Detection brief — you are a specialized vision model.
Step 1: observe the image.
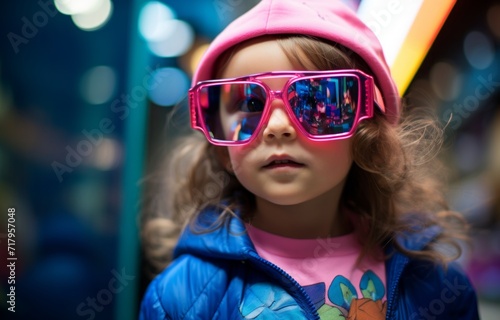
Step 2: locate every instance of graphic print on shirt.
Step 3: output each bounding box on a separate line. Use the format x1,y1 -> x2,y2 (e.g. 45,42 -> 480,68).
238,270 -> 385,319
308,270 -> 386,319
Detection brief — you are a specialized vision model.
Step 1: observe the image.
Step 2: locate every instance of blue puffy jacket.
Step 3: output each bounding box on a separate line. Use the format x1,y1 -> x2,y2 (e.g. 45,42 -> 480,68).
139,208 -> 479,319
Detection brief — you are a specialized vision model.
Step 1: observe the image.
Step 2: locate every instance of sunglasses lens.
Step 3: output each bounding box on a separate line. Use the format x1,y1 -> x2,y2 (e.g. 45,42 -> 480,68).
288,76 -> 358,136
199,83 -> 267,142
196,75 -> 361,143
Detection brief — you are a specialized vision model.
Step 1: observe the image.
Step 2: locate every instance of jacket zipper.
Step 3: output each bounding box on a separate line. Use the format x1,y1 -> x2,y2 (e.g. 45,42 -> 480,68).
246,250 -> 320,320
385,254 -> 409,319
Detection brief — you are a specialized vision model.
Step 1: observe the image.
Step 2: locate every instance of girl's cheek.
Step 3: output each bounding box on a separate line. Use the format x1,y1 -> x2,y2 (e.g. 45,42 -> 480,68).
228,141 -> 257,159
227,147 -> 246,172
228,145 -> 258,173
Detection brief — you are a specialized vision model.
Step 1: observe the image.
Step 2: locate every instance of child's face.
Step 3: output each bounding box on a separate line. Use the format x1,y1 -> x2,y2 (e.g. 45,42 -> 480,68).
221,39 -> 353,206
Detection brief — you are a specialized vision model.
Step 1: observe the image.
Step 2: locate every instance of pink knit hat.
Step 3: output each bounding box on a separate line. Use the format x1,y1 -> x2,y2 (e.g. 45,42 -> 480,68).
192,0 -> 401,124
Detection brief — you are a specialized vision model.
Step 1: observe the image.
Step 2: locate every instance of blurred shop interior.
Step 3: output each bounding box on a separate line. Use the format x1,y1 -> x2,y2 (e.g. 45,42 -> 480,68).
0,0 -> 499,319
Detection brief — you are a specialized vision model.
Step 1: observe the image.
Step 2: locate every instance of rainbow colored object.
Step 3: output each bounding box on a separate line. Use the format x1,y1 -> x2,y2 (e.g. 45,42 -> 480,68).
357,0 -> 456,95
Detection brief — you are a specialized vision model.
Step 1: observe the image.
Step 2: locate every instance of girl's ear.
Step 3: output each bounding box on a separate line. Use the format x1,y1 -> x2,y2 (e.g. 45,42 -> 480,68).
214,146 -> 234,173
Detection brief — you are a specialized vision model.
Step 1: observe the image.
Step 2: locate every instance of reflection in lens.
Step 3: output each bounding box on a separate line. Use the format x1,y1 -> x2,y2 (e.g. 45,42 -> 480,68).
201,83 -> 266,142
289,76 -> 358,136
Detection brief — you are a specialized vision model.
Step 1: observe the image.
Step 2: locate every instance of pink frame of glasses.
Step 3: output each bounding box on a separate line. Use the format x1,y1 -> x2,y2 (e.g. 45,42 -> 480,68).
189,69 -> 384,146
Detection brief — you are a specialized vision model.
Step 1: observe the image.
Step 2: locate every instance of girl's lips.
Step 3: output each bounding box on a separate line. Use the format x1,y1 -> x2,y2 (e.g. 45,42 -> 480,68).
262,156 -> 305,169
263,161 -> 305,169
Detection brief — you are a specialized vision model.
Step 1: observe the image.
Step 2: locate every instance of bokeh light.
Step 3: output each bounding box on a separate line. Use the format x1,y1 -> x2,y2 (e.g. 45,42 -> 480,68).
189,43 -> 210,75
90,138 -> 122,170
138,1 -> 194,57
147,67 -> 189,107
487,4 -> 500,38
71,0 -> 113,31
80,66 -> 117,105
429,62 -> 463,101
138,1 -> 176,41
147,20 -> 194,57
463,31 -> 495,70
55,0 -> 102,15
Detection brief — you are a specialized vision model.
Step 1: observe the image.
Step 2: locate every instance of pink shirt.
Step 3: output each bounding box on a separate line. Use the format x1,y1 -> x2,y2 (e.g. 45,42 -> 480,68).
247,224 -> 387,318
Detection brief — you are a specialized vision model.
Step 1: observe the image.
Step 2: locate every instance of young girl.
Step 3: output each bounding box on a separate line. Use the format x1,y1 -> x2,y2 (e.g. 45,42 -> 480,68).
140,0 -> 479,319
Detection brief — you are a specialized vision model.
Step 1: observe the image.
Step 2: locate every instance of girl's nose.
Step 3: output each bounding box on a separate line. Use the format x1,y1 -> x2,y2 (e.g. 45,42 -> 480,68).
262,101 -> 297,142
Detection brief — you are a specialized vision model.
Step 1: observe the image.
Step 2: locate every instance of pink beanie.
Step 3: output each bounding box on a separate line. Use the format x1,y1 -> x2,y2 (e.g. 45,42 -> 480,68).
192,0 -> 401,124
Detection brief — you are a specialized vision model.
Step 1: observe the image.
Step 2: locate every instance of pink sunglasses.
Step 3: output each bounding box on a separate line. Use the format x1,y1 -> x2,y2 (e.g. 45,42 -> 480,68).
189,69 -> 385,146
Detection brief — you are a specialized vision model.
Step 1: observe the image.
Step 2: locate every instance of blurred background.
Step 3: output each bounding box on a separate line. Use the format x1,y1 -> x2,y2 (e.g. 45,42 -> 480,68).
0,0 -> 499,319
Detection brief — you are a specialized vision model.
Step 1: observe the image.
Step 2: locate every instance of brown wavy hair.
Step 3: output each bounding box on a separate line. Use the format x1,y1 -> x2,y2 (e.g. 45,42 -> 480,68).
141,35 -> 469,276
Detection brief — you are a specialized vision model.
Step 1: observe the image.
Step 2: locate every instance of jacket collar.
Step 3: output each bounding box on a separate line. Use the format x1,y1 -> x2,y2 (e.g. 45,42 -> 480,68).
383,218 -> 443,318
173,206 -> 254,260
174,207 -> 443,263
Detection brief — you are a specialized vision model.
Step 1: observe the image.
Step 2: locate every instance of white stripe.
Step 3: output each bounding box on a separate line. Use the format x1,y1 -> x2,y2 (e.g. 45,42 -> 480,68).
357,0 -> 424,66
